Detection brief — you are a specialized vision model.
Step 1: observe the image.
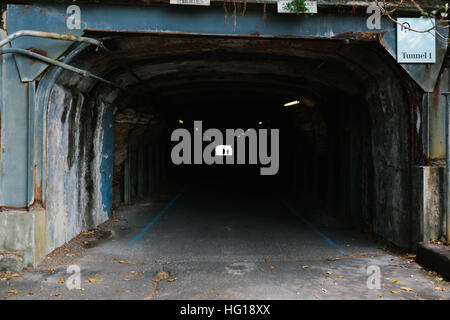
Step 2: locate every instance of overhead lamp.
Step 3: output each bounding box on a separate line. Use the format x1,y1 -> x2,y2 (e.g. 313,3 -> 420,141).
284,100 -> 301,107
178,120 -> 184,124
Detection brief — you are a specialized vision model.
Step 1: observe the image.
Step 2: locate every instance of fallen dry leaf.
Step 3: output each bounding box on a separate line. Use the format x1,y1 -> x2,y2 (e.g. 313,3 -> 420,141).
88,278 -> 102,283
301,265 -> 308,269
435,286 -> 445,291
157,271 -> 169,280
391,290 -> 399,294
8,290 -> 19,295
59,278 -> 65,284
327,257 -> 337,261
168,278 -> 177,282
119,260 -> 134,265
400,287 -> 413,292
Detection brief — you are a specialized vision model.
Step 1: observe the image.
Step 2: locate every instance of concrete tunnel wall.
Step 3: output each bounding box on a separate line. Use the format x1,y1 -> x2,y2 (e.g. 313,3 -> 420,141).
45,84 -> 114,253
25,35 -> 432,266
43,56 -> 168,254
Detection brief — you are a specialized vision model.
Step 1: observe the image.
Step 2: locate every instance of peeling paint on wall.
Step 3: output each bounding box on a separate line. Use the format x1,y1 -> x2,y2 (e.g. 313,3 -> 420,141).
46,84 -> 110,252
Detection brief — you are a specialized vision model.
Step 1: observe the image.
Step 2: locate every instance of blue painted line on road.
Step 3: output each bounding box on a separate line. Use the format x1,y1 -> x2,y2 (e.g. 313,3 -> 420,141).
128,193 -> 182,246
281,200 -> 346,256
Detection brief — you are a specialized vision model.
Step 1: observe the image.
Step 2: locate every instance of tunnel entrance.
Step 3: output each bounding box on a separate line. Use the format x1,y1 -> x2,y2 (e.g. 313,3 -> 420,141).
44,33 -> 420,255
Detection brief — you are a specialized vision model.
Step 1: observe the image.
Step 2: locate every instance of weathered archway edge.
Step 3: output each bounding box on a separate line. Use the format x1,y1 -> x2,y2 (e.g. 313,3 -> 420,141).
4,2 -> 448,92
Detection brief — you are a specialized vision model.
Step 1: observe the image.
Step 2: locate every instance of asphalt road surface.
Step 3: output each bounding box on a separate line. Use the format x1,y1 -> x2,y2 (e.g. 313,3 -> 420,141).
1,185 -> 449,300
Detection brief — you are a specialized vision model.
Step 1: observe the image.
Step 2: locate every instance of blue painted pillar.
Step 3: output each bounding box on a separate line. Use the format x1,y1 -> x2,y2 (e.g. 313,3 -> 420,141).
0,31 -> 32,207
100,105 -> 114,216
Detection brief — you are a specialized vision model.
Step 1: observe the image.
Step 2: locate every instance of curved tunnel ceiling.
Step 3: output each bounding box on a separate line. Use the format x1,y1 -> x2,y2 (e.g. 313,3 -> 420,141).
58,33 -> 408,116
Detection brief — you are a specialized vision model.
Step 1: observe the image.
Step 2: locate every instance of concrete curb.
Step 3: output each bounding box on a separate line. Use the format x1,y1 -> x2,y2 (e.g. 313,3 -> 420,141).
416,242 -> 450,281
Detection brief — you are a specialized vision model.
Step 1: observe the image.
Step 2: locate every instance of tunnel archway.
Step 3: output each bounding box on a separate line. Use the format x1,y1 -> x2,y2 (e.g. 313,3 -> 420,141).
41,33 -> 420,254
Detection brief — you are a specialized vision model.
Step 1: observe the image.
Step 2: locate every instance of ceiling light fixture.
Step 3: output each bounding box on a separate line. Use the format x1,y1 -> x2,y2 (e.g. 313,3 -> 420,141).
284,100 -> 301,107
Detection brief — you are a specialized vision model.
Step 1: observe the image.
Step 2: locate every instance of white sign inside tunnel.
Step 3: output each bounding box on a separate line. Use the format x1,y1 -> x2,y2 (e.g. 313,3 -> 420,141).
397,17 -> 436,64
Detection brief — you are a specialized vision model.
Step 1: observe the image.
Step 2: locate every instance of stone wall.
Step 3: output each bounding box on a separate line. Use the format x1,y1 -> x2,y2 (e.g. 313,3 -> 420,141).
45,84 -> 112,254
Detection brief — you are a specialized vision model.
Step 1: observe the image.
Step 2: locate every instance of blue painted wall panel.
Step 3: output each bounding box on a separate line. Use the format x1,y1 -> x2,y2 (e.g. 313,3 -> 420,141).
100,105 -> 114,217
0,36 -> 29,207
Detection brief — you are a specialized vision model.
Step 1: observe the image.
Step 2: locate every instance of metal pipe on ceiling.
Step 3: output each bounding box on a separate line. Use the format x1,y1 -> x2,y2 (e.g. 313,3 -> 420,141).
0,30 -> 104,49
0,47 -> 125,90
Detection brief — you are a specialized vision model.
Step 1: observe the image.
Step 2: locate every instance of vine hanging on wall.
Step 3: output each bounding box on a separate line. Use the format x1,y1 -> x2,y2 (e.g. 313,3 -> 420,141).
283,0 -> 309,14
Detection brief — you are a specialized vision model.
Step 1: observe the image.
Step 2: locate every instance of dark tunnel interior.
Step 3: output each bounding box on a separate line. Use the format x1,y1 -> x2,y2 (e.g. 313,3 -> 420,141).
96,34 -> 380,224
48,33 -> 416,250
109,49 -> 373,221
